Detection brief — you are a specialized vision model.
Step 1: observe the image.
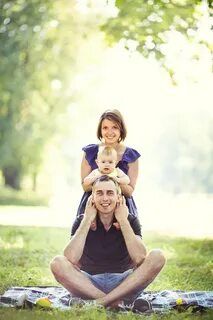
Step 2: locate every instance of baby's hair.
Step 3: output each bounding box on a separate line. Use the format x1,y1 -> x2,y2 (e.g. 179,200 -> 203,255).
97,146 -> 117,159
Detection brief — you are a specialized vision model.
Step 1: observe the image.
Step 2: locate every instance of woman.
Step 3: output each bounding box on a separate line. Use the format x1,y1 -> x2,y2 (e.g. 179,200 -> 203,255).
77,109 -> 141,217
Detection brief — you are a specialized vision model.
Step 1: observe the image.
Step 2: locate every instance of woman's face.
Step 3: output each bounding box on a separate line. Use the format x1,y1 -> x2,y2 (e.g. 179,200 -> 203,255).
101,118 -> 121,145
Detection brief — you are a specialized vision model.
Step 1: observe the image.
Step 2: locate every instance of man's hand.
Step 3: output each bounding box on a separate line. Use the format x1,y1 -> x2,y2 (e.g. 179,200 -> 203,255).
84,195 -> 97,224
114,195 -> 129,224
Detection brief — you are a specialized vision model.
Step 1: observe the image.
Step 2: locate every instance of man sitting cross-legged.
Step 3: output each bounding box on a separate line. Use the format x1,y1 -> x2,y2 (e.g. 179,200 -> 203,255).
50,175 -> 166,309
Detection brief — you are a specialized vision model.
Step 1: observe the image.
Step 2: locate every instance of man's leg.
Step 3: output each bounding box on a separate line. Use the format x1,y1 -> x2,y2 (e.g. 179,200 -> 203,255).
50,255 -> 105,299
96,249 -> 166,307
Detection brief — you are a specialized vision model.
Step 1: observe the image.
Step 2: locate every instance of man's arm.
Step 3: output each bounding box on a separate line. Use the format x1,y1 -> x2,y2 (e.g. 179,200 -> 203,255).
64,196 -> 97,264
115,196 -> 147,266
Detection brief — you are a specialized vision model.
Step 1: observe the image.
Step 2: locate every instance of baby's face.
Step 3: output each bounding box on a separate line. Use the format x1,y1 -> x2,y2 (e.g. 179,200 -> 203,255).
96,154 -> 117,174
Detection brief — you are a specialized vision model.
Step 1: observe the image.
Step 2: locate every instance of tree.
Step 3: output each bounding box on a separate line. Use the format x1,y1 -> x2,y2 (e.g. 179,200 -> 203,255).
0,0 -> 94,189
102,0 -> 212,79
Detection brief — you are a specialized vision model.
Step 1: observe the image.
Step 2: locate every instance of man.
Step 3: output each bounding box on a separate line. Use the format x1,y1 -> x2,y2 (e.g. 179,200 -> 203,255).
50,175 -> 165,309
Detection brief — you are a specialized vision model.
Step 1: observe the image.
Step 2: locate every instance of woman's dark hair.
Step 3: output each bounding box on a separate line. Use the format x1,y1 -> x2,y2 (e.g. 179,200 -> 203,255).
97,109 -> 127,142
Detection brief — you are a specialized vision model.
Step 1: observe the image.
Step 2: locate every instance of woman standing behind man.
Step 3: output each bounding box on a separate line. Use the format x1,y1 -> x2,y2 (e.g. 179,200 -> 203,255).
76,109 -> 141,218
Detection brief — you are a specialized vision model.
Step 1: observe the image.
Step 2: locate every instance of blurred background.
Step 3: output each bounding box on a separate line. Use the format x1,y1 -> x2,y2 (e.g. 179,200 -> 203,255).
0,0 -> 212,238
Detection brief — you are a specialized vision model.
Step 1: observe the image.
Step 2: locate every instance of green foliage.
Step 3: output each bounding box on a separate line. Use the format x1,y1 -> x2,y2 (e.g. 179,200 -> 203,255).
0,1 -> 56,178
0,1 -> 91,189
102,0 -> 212,60
0,186 -> 48,206
0,226 -> 212,319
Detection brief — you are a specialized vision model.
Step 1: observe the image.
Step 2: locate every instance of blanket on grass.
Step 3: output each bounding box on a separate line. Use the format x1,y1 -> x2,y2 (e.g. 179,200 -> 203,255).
0,286 -> 212,314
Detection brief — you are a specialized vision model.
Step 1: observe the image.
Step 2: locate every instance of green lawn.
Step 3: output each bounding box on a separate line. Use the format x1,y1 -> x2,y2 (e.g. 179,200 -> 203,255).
0,225 -> 212,319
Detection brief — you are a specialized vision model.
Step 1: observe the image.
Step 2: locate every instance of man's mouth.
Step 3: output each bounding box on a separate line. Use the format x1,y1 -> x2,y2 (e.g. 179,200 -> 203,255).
101,203 -> 110,207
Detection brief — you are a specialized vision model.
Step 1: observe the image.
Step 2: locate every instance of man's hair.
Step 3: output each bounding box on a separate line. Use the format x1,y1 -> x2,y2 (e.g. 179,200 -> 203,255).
92,175 -> 121,194
97,146 -> 117,159
97,109 -> 127,143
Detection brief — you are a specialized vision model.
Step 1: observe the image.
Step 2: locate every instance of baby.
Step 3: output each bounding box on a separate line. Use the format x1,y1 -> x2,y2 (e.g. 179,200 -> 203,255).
83,145 -> 130,187
83,146 -> 130,230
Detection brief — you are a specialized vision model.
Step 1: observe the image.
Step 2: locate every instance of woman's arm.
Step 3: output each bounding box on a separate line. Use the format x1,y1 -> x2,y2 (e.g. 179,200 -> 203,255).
81,153 -> 93,192
119,160 -> 139,197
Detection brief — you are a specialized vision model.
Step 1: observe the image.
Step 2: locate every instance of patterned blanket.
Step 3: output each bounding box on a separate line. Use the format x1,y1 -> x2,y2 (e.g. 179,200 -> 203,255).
0,286 -> 213,313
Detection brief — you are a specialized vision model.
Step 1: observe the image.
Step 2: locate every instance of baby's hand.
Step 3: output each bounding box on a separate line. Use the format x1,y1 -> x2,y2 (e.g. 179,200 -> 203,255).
94,170 -> 102,178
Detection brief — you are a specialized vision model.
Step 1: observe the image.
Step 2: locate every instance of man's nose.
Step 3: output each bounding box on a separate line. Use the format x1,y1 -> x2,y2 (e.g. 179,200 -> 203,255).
102,193 -> 108,201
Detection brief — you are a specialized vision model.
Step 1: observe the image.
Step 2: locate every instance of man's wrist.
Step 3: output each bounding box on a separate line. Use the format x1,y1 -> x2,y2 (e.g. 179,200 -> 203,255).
82,214 -> 95,226
116,216 -> 128,226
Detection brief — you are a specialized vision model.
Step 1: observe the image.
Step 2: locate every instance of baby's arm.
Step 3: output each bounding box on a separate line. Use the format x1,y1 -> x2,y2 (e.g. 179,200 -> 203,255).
115,168 -> 130,185
83,169 -> 102,187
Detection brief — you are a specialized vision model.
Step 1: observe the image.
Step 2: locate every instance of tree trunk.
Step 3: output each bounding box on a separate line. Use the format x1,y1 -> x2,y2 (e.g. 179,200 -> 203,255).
2,166 -> 21,190
32,171 -> 37,191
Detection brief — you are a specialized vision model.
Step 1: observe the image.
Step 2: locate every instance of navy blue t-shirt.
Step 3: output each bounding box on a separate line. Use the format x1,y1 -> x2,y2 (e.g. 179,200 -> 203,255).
71,214 -> 142,275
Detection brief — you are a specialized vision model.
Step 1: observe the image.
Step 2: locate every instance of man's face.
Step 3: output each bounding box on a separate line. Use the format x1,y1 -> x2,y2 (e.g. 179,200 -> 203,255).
92,180 -> 118,214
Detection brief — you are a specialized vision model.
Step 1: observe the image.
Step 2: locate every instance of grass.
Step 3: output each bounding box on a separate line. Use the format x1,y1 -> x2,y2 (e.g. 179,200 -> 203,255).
0,225 -> 212,319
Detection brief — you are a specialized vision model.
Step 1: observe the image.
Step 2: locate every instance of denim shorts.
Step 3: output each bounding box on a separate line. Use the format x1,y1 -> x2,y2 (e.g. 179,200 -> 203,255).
82,269 -> 142,302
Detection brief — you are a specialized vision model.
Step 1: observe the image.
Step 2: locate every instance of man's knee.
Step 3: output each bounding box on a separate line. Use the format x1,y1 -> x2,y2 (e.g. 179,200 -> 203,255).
148,249 -> 166,270
50,255 -> 67,275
